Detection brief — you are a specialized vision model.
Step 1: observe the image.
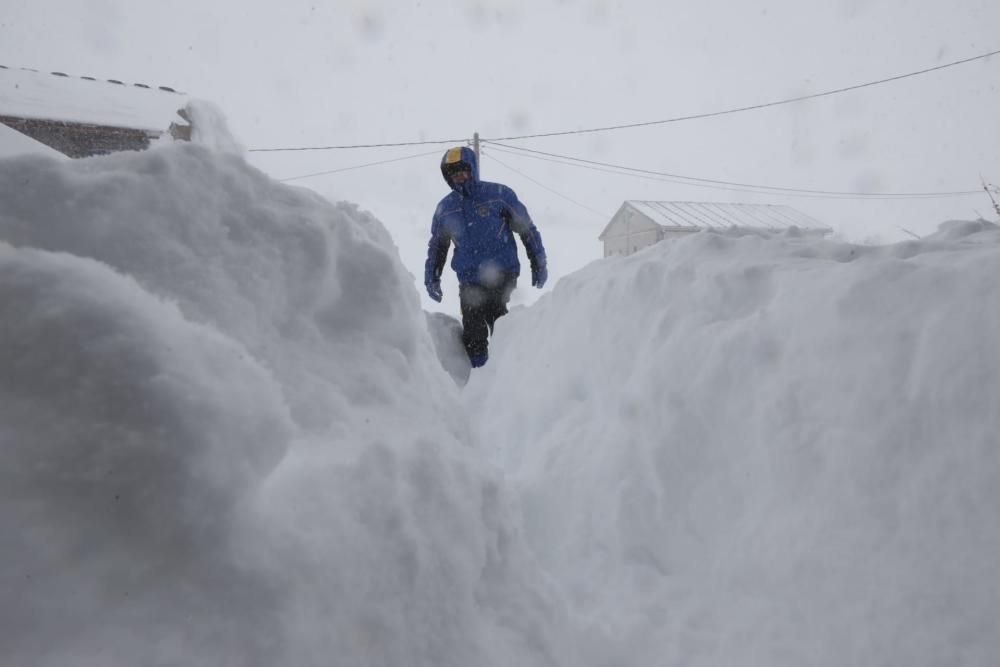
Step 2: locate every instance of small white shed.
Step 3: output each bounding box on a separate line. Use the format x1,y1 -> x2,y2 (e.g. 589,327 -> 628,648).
599,200 -> 831,257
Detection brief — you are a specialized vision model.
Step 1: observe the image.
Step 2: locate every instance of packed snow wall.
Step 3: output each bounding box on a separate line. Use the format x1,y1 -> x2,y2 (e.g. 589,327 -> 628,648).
466,223 -> 1000,667
0,141 -> 577,667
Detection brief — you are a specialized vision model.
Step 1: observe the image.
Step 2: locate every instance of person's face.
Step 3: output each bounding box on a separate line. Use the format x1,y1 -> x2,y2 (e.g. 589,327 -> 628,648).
450,169 -> 471,185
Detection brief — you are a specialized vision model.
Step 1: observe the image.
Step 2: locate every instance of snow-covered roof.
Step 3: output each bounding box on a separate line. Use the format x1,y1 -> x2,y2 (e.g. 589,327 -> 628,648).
625,200 -> 830,233
0,65 -> 188,131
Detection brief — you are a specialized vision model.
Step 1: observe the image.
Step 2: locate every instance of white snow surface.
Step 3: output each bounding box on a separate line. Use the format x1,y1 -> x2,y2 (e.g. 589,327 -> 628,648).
0,141 -> 572,666
466,223 -> 1000,666
2,115 -> 999,666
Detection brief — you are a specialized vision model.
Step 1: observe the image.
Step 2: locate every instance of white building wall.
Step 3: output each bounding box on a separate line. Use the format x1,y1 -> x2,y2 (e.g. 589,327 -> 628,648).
603,235 -> 628,257
603,229 -> 659,257
603,229 -> 696,257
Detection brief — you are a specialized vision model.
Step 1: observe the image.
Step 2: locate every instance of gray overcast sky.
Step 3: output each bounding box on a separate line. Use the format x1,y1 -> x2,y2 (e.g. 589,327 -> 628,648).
2,0 -> 998,307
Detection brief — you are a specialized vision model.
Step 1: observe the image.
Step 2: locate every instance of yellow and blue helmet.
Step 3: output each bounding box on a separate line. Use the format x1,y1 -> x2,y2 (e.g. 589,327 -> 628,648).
440,145 -> 479,187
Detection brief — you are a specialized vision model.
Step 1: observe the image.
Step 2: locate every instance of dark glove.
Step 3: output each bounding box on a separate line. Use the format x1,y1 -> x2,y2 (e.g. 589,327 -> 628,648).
531,264 -> 547,289
426,280 -> 443,302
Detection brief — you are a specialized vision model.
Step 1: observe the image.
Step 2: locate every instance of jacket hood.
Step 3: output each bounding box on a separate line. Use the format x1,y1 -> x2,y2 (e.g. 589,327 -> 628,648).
440,145 -> 480,191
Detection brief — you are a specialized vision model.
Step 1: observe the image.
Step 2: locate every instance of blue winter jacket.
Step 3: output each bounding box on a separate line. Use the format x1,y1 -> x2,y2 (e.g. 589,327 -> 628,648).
425,146 -> 546,286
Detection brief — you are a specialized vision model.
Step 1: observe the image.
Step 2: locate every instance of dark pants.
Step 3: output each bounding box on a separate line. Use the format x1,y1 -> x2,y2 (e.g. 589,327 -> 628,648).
459,273 -> 517,359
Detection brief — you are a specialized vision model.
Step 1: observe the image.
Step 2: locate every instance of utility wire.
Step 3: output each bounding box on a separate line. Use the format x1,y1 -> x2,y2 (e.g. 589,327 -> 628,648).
485,141 -> 983,199
483,152 -> 609,219
277,148 -> 441,182
247,47 -> 1000,153
487,144 -> 865,200
482,48 -> 1000,142
489,143 -> 981,201
251,137 -> 466,154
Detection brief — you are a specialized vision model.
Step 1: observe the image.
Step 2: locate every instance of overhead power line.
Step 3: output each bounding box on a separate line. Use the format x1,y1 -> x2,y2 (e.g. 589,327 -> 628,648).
486,144 -> 876,200
485,141 -> 983,200
482,48 -> 1000,142
251,137 -> 465,154
247,47 -> 1000,153
277,148 -> 441,182
483,152 -> 608,219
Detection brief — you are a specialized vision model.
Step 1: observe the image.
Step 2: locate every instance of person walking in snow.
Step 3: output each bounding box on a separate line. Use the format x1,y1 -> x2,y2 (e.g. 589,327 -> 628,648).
425,146 -> 547,368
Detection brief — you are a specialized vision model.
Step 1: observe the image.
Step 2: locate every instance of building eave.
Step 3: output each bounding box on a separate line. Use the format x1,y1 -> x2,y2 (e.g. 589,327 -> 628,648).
597,202 -> 635,241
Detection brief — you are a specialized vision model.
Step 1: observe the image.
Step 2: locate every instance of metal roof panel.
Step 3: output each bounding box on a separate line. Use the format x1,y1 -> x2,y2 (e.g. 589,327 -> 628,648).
626,200 -> 830,232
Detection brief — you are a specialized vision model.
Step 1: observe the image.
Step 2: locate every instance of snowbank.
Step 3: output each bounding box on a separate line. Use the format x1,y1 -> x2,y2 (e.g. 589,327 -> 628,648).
467,222 -> 1000,666
0,143 -> 572,666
